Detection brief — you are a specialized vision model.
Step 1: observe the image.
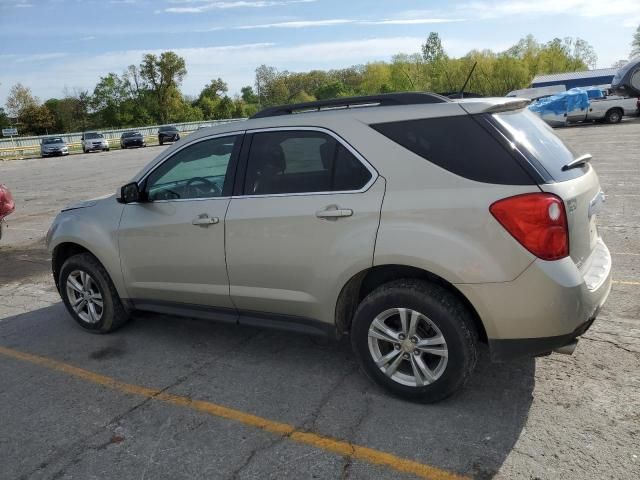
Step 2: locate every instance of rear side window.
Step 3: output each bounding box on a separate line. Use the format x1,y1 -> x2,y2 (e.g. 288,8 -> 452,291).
244,130 -> 372,195
371,115 -> 534,185
492,109 -> 585,181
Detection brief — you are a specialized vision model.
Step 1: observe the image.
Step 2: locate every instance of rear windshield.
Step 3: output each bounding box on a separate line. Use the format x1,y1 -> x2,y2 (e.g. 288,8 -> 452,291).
85,132 -> 103,139
492,109 -> 586,181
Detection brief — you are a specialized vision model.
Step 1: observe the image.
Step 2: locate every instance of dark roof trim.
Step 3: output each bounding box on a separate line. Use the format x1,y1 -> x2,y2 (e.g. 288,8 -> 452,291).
250,92 -> 451,119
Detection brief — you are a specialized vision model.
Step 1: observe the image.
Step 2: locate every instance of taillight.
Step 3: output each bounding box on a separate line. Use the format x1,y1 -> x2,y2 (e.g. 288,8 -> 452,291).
489,193 -> 569,261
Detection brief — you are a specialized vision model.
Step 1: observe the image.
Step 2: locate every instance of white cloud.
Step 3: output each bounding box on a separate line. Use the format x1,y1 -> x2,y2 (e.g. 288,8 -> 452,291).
460,0 -> 640,19
236,19 -> 354,29
163,0 -> 316,14
81,36 -> 96,41
362,18 -> 465,25
14,52 -> 69,63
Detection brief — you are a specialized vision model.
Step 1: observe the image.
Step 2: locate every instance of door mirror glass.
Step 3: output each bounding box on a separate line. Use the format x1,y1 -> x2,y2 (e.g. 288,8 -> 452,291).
119,182 -> 142,204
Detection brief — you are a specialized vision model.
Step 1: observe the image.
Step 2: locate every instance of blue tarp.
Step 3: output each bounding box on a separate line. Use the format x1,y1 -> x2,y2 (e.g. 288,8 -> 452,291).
528,88 -> 593,116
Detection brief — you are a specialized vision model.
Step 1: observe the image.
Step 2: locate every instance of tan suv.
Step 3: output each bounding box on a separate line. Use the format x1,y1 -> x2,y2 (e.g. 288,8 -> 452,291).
47,93 -> 611,402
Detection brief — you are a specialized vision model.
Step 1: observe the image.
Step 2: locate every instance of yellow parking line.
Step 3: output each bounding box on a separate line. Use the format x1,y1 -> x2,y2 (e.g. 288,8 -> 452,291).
611,252 -> 640,256
0,345 -> 467,480
612,280 -> 640,286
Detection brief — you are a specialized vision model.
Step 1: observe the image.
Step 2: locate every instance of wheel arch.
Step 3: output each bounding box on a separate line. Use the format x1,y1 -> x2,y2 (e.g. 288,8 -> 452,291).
605,107 -> 623,122
52,242 -> 116,296
334,264 -> 488,343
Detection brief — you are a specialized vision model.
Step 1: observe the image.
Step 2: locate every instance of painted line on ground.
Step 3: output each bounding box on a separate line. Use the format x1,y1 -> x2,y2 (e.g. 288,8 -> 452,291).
0,345 -> 467,480
611,252 -> 640,256
612,280 -> 640,286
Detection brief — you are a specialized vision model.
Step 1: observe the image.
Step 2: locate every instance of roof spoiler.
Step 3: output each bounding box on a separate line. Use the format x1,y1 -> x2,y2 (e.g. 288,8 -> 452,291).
459,98 -> 531,115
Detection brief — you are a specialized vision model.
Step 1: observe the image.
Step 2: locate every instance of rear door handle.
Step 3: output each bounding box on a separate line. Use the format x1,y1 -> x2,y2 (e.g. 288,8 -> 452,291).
315,206 -> 353,220
192,214 -> 219,226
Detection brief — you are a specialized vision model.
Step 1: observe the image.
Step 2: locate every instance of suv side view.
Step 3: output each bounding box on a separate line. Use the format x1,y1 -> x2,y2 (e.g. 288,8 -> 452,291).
47,93 -> 611,402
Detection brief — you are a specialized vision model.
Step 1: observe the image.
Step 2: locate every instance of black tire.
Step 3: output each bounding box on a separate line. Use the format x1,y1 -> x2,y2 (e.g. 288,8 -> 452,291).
159,137 -> 163,145
351,279 -> 478,403
604,108 -> 623,124
59,253 -> 129,333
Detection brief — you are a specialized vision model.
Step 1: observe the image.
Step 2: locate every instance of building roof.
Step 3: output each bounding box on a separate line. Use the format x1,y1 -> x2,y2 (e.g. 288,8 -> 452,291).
531,68 -> 618,84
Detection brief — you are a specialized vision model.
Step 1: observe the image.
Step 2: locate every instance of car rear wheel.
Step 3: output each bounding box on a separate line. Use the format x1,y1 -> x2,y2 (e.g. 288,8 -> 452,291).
59,253 -> 129,333
351,279 -> 478,403
605,108 -> 623,124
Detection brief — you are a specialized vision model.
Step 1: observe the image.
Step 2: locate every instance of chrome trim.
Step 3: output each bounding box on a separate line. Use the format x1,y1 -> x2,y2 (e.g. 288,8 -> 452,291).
232,126 -> 379,198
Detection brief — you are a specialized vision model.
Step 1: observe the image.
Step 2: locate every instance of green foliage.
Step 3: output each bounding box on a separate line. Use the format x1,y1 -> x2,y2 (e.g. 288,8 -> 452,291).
4,35 -> 601,136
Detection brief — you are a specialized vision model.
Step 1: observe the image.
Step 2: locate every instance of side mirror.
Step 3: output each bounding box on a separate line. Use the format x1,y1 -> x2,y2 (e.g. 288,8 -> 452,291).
118,182 -> 143,204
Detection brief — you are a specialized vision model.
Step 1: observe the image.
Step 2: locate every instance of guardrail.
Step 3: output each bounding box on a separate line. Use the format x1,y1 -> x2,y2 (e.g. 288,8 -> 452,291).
0,119 -> 246,158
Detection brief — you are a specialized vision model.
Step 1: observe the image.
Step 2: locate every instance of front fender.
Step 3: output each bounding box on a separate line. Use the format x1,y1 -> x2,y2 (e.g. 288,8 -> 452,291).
47,199 -> 127,298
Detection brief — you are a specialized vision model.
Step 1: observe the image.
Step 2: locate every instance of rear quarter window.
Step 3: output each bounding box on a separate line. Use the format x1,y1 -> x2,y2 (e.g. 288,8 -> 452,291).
371,115 -> 535,185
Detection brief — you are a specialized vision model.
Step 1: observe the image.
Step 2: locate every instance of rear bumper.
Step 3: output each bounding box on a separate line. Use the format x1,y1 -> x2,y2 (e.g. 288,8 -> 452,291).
489,314 -> 597,361
457,238 -> 612,360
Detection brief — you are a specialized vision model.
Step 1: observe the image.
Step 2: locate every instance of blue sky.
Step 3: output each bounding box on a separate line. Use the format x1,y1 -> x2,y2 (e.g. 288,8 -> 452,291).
1,0 -> 638,104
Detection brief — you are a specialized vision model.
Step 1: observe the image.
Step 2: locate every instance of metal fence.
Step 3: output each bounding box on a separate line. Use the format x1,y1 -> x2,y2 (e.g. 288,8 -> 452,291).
0,119 -> 246,158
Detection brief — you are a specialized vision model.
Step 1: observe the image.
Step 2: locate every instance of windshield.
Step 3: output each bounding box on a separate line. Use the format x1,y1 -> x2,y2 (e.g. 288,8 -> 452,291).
85,132 -> 103,139
159,126 -> 177,132
43,137 -> 64,144
492,109 -> 585,181
123,132 -> 141,138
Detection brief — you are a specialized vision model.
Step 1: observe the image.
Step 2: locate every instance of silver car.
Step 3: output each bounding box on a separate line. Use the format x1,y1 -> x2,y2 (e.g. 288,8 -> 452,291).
81,132 -> 109,153
47,93 -> 611,402
41,137 -> 69,157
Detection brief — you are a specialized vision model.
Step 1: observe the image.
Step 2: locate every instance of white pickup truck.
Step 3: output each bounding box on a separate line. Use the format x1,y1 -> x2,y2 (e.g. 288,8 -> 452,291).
567,94 -> 637,124
522,86 -> 638,127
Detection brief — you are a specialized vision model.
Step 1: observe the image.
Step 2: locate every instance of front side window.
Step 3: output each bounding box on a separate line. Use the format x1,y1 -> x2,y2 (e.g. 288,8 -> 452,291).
146,135 -> 238,201
244,130 -> 372,195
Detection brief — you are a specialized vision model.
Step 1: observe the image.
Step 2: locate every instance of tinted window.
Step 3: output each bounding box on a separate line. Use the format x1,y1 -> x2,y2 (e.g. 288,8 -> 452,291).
84,132 -> 103,139
146,135 -> 238,201
43,137 -> 64,144
371,115 -> 534,185
244,131 -> 371,195
492,109 -> 585,181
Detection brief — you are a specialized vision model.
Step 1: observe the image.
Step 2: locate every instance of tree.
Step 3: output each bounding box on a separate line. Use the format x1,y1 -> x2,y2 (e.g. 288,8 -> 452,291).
632,25 -> 640,58
612,59 -> 629,69
92,73 -> 130,127
0,107 -> 10,128
5,83 -> 38,118
139,51 -> 187,123
421,32 -> 446,64
241,86 -> 258,104
20,104 -> 55,135
200,78 -> 228,100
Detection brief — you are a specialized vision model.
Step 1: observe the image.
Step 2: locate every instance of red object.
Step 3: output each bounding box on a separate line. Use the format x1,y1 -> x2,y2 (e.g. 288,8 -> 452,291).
490,193 -> 569,261
0,184 -> 15,219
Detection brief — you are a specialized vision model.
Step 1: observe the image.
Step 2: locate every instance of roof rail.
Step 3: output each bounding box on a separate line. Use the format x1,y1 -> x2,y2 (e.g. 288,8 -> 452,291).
250,92 -> 451,119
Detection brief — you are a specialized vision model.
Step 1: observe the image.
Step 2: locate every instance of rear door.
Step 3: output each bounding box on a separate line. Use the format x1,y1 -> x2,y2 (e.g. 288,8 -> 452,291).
225,127 -> 384,326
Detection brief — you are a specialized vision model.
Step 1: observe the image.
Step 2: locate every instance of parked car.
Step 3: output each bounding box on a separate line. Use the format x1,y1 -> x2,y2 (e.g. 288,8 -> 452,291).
40,137 -> 69,157
47,93 -> 611,402
120,131 -> 146,149
158,125 -> 180,145
81,132 -> 109,153
0,184 -> 15,240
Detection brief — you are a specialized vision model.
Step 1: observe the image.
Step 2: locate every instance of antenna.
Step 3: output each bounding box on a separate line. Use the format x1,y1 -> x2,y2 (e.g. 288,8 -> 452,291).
458,61 -> 478,99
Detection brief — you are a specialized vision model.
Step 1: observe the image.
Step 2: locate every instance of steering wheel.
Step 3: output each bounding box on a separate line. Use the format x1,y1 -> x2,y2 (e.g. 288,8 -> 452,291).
185,177 -> 221,198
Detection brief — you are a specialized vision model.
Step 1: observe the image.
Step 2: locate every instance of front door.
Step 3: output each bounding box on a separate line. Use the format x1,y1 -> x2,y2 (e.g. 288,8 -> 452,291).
118,134 -> 241,309
225,128 -> 384,325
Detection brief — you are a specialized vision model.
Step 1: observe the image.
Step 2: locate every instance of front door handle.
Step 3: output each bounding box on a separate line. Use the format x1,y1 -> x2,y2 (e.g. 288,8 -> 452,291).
315,206 -> 353,220
192,214 -> 219,226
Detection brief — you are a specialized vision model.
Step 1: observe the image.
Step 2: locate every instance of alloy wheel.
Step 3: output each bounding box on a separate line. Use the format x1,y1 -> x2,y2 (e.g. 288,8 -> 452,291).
368,308 -> 448,387
65,270 -> 104,324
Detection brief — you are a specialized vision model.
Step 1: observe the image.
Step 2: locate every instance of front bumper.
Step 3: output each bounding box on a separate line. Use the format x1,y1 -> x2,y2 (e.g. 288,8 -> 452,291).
457,238 -> 612,361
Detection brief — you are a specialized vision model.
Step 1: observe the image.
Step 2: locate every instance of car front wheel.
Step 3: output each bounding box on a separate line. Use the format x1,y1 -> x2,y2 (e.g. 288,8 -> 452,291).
351,279 -> 478,403
59,253 -> 129,333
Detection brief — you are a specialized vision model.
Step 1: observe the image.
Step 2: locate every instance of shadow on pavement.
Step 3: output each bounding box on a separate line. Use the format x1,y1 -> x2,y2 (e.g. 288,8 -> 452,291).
0,303 -> 535,479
